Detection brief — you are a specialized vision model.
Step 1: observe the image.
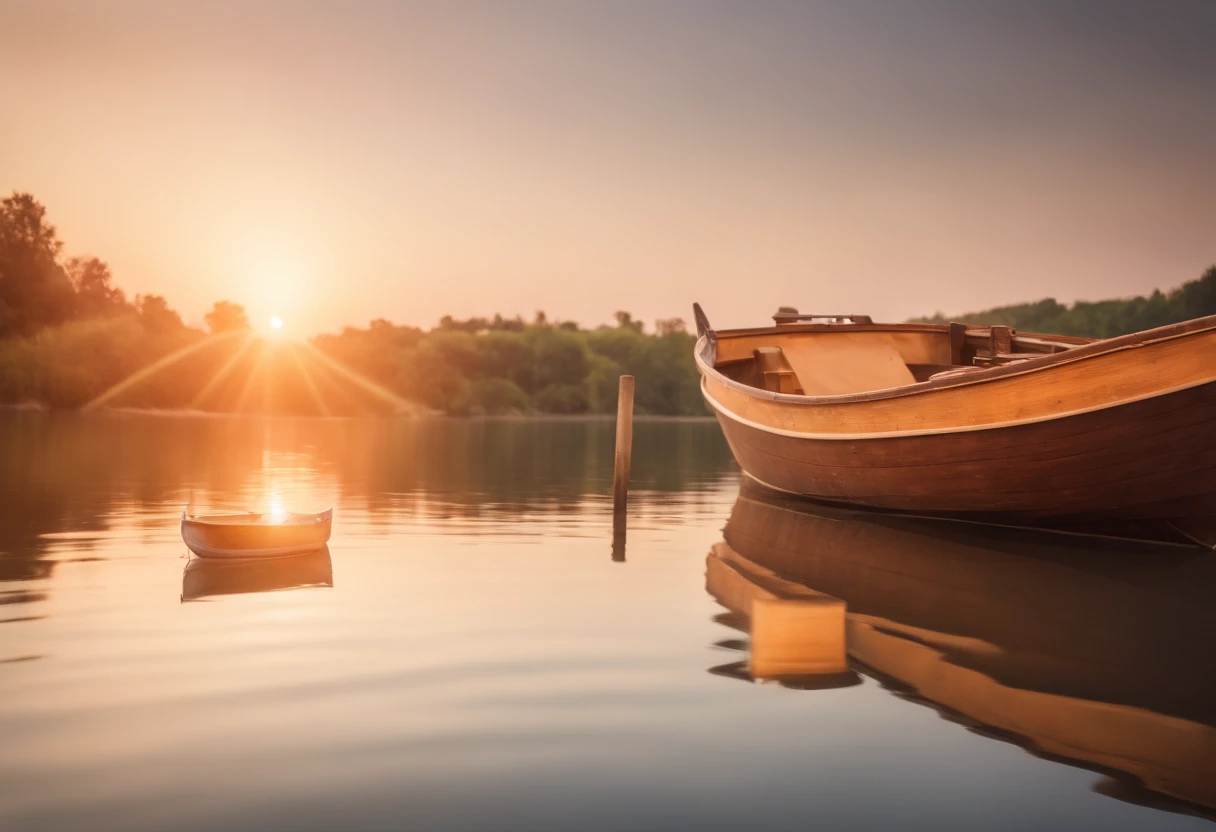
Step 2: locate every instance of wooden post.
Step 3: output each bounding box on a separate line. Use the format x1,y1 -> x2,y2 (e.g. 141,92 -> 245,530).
613,375 -> 635,511
991,325 -> 1013,357
948,322 -> 967,365
611,375 -> 634,560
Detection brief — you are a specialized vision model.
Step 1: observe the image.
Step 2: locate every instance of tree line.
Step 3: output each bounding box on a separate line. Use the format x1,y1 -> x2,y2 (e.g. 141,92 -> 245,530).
0,191 -> 704,414
0,192 -> 265,408
4,190 -> 1211,413
312,312 -> 702,416
908,266 -> 1216,338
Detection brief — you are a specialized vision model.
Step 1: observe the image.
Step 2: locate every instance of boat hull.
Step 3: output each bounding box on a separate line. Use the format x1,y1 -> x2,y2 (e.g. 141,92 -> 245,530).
710,380 -> 1216,523
181,511 -> 333,559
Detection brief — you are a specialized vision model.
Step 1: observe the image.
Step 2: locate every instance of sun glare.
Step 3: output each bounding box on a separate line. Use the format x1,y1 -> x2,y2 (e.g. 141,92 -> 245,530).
269,315 -> 284,332
267,496 -> 288,524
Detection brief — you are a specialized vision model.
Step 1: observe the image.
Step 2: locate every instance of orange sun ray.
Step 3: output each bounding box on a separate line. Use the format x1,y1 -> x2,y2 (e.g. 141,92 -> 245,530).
287,342 -> 332,417
298,340 -> 418,414
233,341 -> 271,413
82,329 -> 245,412
188,331 -> 258,410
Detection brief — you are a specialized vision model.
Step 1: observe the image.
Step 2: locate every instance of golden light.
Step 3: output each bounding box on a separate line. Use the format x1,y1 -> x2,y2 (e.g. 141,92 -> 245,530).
267,496 -> 288,524
270,315 -> 284,331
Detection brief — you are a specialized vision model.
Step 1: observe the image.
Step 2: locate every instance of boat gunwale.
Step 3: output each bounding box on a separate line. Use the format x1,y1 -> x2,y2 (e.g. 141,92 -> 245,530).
701,374 -> 1216,439
181,507 -> 334,528
696,314 -> 1216,407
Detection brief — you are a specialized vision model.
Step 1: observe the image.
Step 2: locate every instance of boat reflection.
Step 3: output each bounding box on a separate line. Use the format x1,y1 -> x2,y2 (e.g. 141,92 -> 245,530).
708,481 -> 1216,817
705,540 -> 860,690
181,546 -> 333,602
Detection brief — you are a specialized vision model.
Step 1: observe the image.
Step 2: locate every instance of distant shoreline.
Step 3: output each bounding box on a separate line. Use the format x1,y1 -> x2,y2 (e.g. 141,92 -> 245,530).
0,403 -> 716,422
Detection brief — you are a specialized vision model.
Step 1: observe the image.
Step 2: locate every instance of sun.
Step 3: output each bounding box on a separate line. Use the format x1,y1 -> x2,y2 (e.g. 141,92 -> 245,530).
269,315 -> 284,332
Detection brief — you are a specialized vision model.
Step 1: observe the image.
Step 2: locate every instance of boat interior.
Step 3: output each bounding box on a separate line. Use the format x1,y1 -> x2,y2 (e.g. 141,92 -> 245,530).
710,308 -> 1092,397
185,510 -> 332,526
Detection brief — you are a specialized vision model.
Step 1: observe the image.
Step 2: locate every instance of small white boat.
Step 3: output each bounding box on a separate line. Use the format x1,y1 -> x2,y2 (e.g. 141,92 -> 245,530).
180,508 -> 333,559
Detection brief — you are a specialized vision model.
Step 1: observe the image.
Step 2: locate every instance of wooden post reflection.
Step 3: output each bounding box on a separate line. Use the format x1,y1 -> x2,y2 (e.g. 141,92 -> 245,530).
611,518 -> 626,562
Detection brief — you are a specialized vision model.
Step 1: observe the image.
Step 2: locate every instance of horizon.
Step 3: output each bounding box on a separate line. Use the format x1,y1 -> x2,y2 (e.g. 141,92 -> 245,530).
4,1 -> 1215,336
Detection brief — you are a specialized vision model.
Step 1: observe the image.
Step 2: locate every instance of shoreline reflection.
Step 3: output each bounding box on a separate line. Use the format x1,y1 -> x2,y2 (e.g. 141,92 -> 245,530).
708,481 -> 1216,819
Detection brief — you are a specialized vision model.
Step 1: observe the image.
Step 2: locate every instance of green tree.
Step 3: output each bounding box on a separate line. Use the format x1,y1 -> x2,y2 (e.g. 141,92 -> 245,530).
613,310 -> 644,333
398,356 -> 470,413
908,267 -> 1216,338
526,326 -> 589,393
204,300 -> 251,333
469,378 -> 531,414
67,257 -> 128,319
311,318 -> 422,387
134,294 -> 185,333
309,312 -> 711,416
0,192 -> 76,336
536,383 -> 589,413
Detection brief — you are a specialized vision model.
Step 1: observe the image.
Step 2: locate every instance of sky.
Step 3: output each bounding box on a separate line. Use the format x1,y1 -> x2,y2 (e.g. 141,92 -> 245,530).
2,0 -> 1214,335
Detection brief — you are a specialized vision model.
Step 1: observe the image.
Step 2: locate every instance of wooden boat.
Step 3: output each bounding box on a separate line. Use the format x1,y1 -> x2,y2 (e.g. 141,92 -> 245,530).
181,546 -> 333,601
708,482 -> 1216,816
692,304 -> 1216,540
180,508 -> 333,558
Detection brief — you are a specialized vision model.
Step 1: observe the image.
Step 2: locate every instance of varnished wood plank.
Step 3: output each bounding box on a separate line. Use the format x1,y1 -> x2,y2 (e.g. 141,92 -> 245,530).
705,325 -> 1216,436
713,382 -> 1216,519
780,334 -> 916,396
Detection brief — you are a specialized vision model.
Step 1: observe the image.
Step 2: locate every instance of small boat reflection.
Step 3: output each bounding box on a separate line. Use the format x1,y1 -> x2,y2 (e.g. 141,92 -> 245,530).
708,481 -> 1216,817
181,546 -> 334,602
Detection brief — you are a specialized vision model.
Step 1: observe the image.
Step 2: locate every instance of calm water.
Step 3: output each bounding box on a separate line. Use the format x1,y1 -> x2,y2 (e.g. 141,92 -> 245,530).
0,412 -> 1212,831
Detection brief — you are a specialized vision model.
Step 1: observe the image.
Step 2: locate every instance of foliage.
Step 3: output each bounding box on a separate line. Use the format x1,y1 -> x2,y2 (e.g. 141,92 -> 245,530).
909,266 -> 1216,338
0,193 -> 76,337
0,192 -> 707,416
0,317 -> 202,407
0,191 -> 254,410
67,257 -> 127,320
134,294 -> 185,333
17,191 -> 1214,418
312,312 -> 705,416
469,378 -> 531,415
204,300 -> 251,333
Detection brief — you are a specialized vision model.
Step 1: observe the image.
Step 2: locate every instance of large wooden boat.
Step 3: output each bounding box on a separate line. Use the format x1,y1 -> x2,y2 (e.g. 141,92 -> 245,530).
707,482 -> 1216,816
180,508 -> 333,559
692,304 -> 1216,540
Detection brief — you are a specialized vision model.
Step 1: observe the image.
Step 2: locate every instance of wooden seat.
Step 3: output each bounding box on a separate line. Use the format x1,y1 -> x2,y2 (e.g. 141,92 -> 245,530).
753,346 -> 802,393
779,334 -> 916,395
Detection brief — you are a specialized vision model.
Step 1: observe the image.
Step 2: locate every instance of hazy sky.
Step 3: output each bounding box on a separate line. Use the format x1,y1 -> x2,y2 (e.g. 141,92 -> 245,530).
3,0 -> 1213,334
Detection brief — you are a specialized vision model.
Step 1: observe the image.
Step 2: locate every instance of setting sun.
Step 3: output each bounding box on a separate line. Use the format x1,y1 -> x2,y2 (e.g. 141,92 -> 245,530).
269,315 -> 284,331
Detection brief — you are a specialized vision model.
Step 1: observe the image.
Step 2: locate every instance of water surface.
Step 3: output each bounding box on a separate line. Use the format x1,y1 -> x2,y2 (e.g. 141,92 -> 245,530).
0,412 -> 1211,830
